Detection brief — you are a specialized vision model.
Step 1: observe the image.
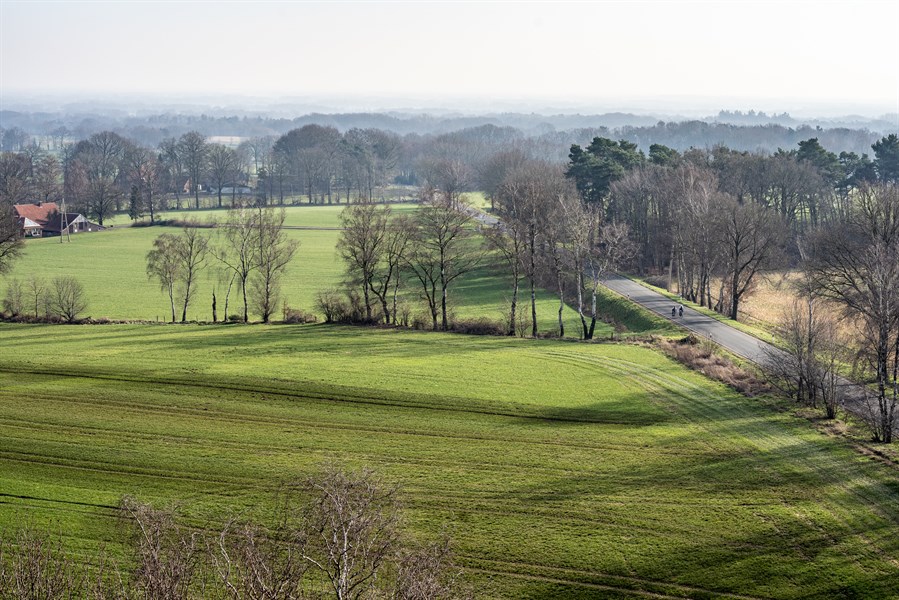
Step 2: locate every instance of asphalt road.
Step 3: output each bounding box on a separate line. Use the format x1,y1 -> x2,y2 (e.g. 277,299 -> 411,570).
600,273 -> 896,434
466,204 -> 890,432
600,273 -> 772,363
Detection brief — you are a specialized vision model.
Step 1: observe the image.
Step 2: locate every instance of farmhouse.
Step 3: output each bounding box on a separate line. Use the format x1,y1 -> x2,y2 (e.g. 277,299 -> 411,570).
13,202 -> 105,237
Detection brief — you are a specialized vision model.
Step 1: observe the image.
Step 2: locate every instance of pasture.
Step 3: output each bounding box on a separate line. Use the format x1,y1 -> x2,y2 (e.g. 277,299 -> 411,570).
1,323 -> 898,598
1,204 -> 671,337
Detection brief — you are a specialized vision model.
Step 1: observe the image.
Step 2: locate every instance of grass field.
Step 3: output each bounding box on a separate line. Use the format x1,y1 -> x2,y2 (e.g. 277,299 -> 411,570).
2,204 -> 670,337
1,323 -> 898,598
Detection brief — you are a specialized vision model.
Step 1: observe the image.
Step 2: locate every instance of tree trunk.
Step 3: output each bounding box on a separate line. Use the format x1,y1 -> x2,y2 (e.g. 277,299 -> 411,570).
730,274 -> 740,320
241,275 -> 249,323
509,277 -> 519,336
557,273 -> 564,338
212,289 -> 217,323
168,284 -> 176,323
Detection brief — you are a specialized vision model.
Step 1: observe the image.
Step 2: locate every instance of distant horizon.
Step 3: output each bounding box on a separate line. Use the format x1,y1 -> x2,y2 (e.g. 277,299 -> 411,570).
3,91 -> 897,122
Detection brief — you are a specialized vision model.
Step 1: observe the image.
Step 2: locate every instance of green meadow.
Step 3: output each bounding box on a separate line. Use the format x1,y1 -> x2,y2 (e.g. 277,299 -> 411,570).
1,323 -> 898,598
1,204 -> 670,337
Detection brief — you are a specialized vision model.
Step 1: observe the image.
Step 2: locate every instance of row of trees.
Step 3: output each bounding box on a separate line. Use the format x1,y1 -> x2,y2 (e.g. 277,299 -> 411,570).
145,206 -> 298,324
0,466 -> 467,600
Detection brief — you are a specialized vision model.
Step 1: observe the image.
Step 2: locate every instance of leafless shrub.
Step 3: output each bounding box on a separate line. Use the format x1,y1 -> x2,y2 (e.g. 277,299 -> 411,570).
48,276 -> 88,322
450,317 -> 505,336
763,295 -> 847,419
301,466 -> 401,600
282,304 -> 317,324
1,278 -> 23,317
391,535 -> 470,600
0,528 -> 81,599
212,519 -> 308,600
119,495 -> 200,600
315,288 -> 350,324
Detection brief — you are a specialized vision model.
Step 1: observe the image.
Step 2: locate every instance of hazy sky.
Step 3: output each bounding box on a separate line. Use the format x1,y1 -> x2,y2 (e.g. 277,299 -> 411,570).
2,1 -> 898,115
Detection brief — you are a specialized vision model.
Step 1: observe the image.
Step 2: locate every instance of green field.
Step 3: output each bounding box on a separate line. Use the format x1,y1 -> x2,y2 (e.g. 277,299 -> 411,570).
1,323 -> 898,598
2,204 -> 669,337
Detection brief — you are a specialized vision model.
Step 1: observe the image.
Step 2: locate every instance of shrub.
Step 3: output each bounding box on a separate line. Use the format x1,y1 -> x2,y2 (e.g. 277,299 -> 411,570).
450,317 -> 505,336
48,276 -> 88,323
282,305 -> 317,324
2,278 -> 23,317
316,288 -> 349,323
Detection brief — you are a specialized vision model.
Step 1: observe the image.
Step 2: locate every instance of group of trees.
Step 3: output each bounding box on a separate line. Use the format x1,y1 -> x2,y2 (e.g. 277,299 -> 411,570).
483,159 -> 636,339
145,206 -> 298,324
3,275 -> 88,322
334,191 -> 482,332
0,466 -> 467,600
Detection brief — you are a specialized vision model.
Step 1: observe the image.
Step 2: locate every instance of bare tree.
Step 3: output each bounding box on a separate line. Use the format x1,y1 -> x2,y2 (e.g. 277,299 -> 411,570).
338,203 -> 391,322
0,528 -> 81,600
177,226 -> 210,322
70,131 -> 127,225
391,535 -> 468,600
48,276 -> 88,322
717,199 -> 786,320
27,275 -> 47,319
0,152 -> 33,205
301,466 -> 401,600
2,277 -> 24,316
373,214 -> 414,326
208,144 -> 241,208
159,137 -> 186,208
215,205 -> 259,322
147,233 -> 182,322
124,144 -> 162,223
251,208 -> 299,323
0,204 -> 23,276
483,220 -> 526,336
496,161 -> 561,337
178,132 -> 209,209
213,519 -> 308,600
406,190 -> 481,330
806,183 -> 899,441
764,293 -> 846,418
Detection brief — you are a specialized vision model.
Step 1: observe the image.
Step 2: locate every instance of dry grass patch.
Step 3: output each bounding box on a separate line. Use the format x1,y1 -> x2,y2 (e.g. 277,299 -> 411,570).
658,335 -> 770,396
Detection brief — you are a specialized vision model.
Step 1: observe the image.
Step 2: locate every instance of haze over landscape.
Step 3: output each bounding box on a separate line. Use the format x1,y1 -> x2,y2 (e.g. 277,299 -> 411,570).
2,0 -> 898,117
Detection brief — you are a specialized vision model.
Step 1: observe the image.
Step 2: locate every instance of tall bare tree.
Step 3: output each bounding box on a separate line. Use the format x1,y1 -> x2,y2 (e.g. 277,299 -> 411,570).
178,132 -> 208,210
406,190 -> 481,330
717,199 -> 786,320
177,226 -> 209,322
215,205 -> 259,323
147,233 -> 182,322
806,183 -> 899,442
251,208 -> 299,323
207,144 -> 241,208
71,131 -> 127,225
338,203 -> 391,322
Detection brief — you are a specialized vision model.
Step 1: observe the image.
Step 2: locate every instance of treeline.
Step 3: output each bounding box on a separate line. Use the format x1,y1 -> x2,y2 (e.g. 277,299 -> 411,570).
3,106 -> 897,151
0,466 -> 468,600
560,133 -> 898,441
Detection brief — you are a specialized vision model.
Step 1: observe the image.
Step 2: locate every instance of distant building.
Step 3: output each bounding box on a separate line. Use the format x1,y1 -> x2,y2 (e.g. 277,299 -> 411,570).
12,202 -> 105,237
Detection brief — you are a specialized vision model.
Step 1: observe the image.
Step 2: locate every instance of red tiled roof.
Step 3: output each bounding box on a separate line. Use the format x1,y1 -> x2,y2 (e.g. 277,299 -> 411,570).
13,202 -> 61,226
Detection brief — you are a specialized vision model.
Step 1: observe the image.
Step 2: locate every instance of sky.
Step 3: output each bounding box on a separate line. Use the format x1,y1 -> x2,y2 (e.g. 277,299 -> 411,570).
1,0 -> 898,116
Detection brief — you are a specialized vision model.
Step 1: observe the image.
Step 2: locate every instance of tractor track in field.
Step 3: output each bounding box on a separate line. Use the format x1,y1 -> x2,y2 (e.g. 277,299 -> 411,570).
460,557 -> 773,600
0,365 -> 661,427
